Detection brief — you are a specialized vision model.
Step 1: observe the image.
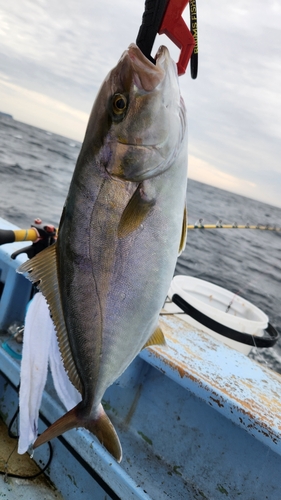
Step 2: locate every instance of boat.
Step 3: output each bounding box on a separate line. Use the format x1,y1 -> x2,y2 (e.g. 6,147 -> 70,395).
1,215 -> 281,499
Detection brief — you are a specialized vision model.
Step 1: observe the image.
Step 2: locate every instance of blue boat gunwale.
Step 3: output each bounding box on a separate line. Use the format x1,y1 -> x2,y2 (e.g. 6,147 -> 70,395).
1,216 -> 281,499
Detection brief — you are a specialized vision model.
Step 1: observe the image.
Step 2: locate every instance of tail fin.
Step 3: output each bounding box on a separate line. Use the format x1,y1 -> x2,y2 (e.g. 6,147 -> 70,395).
33,403 -> 122,462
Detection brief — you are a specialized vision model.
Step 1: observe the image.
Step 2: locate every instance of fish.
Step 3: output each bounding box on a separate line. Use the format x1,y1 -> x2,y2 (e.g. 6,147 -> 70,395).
18,43 -> 188,462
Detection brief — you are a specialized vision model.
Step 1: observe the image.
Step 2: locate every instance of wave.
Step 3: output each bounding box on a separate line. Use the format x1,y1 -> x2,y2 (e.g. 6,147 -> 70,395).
56,139 -> 69,146
0,162 -> 50,179
249,343 -> 281,374
20,151 -> 39,160
28,140 -> 43,148
54,139 -> 80,149
47,148 -> 73,160
0,121 -> 20,131
0,162 -> 23,172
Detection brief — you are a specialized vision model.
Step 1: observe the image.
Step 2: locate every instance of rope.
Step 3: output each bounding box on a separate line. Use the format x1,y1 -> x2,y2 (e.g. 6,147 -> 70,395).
0,402 -> 53,481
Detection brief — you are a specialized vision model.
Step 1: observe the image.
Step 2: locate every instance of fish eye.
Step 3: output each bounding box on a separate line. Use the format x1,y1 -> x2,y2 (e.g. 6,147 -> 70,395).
111,93 -> 127,116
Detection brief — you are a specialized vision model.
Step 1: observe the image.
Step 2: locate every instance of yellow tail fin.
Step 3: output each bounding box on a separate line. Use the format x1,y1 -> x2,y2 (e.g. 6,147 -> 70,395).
33,403 -> 122,462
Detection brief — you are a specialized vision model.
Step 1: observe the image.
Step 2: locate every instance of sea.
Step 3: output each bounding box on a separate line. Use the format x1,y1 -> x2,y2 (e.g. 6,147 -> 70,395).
0,114 -> 281,373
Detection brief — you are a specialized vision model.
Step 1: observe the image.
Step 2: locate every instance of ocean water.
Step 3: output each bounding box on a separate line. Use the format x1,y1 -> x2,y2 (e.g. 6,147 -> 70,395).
0,115 -> 281,373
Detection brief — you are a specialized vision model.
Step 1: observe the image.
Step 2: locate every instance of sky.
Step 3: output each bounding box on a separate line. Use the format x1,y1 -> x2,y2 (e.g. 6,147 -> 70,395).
0,0 -> 280,207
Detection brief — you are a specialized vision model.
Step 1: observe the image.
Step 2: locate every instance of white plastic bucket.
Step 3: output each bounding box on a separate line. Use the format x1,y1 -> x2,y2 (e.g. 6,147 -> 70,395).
168,276 -> 268,355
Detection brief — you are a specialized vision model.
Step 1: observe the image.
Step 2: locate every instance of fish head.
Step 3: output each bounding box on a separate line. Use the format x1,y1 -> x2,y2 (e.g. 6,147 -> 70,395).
84,43 -> 186,182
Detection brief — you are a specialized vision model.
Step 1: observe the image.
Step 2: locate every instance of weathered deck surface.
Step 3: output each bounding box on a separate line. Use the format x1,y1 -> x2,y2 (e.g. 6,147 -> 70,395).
1,216 -> 281,499
0,417 -> 63,500
2,317 -> 281,500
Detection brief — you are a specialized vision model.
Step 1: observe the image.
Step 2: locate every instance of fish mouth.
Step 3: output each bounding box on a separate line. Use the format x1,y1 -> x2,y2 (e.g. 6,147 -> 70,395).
127,43 -> 172,92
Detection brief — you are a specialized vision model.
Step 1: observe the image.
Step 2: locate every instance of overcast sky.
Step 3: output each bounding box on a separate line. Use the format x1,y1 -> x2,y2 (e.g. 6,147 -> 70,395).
0,1 -> 280,207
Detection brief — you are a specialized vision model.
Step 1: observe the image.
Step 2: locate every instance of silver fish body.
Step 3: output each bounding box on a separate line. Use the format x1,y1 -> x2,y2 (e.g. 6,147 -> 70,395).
19,44 -> 188,462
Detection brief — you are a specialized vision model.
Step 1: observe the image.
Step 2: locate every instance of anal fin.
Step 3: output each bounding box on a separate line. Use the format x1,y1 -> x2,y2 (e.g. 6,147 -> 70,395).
179,204 -> 187,254
142,325 -> 166,349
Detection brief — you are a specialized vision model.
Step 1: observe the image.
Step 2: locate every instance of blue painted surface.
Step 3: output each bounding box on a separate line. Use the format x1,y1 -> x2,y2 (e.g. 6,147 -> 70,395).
1,217 -> 281,499
0,218 -> 31,329
140,320 -> 281,455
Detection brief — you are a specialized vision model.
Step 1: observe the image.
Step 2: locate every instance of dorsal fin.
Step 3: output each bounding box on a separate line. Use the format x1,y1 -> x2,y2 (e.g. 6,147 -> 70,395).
18,244 -> 83,394
142,325 -> 166,350
178,204 -> 187,254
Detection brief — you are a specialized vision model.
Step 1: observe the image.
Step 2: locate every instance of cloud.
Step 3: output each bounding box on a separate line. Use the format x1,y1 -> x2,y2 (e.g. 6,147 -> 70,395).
178,1 -> 281,207
188,154 -> 281,209
0,0 -> 280,207
189,154 -> 256,191
0,1 -> 147,121
0,77 -> 88,140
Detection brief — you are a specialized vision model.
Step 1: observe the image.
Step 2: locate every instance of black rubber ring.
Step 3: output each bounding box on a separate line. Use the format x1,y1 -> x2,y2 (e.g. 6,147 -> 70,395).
172,294 -> 279,348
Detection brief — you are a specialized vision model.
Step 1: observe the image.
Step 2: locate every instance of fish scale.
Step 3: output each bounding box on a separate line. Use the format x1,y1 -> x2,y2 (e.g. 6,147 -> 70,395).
19,43 -> 188,462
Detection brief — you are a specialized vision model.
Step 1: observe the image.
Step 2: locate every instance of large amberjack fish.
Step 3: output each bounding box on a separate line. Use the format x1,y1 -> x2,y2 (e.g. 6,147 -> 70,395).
18,43 -> 188,462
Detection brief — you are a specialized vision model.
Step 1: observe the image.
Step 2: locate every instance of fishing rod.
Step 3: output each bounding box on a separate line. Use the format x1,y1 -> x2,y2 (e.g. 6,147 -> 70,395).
187,219 -> 281,231
0,218 -> 57,259
0,218 -> 280,253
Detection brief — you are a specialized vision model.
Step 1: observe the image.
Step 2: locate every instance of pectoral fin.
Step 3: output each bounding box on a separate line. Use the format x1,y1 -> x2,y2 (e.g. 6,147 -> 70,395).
142,325 -> 166,349
17,243 -> 82,394
118,183 -> 155,238
178,205 -> 187,255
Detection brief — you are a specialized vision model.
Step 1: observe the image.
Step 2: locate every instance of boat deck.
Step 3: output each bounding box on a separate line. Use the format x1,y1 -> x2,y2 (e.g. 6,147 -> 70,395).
0,418 -> 62,500
1,316 -> 281,500
1,217 -> 281,499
